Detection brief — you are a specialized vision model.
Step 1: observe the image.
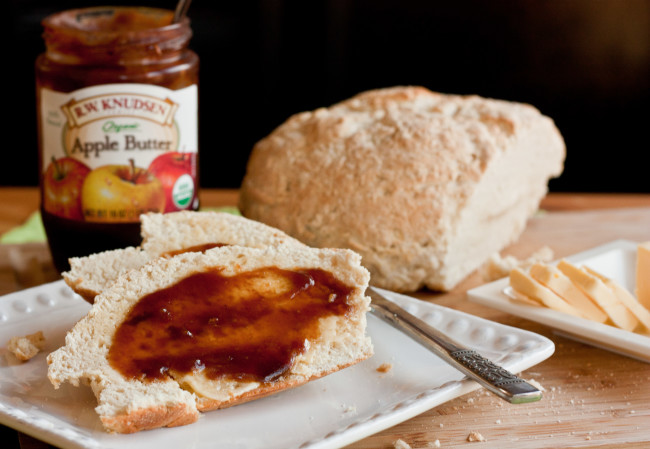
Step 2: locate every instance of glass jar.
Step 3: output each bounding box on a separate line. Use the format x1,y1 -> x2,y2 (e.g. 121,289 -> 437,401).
36,6 -> 199,273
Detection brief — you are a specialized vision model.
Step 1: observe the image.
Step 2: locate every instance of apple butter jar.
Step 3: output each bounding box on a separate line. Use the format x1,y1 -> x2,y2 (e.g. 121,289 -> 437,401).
36,7 -> 199,272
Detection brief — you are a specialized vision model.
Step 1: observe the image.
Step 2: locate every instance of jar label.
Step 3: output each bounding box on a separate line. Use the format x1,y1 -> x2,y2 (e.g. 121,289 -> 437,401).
39,83 -> 198,222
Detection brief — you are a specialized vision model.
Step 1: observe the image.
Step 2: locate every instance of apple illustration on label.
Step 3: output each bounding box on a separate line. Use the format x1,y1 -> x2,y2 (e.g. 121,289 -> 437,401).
82,160 -> 166,222
43,156 -> 91,220
148,152 -> 196,212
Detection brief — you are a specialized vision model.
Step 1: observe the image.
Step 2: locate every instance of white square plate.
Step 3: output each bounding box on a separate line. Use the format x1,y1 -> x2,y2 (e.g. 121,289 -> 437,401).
468,239 -> 650,363
0,282 -> 553,449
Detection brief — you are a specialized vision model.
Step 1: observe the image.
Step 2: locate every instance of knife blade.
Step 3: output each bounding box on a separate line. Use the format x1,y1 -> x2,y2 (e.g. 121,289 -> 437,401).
368,287 -> 542,404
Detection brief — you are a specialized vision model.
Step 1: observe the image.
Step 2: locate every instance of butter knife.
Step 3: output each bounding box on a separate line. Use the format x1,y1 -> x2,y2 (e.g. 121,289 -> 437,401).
368,287 -> 542,404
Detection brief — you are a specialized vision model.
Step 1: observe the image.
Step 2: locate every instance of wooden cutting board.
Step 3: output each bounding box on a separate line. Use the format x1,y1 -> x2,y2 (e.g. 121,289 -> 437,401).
1,201 -> 649,449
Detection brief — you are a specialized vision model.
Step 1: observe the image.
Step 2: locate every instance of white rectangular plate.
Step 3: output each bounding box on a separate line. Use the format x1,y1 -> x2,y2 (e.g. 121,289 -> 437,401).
0,281 -> 553,449
468,239 -> 650,363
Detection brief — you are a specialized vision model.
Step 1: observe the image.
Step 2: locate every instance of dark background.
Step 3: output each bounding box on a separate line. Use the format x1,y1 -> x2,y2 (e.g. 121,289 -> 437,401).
7,0 -> 650,192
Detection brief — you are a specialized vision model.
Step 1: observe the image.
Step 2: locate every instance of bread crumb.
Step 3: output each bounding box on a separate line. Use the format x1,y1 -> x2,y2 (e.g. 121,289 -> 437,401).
393,439 -> 412,449
427,440 -> 441,448
7,331 -> 45,361
467,431 -> 487,442
481,246 -> 554,282
376,363 -> 393,373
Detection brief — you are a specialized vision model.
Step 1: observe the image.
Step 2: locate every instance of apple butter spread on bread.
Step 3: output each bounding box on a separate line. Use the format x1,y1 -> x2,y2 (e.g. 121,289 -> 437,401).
110,267 -> 357,386
48,245 -> 373,433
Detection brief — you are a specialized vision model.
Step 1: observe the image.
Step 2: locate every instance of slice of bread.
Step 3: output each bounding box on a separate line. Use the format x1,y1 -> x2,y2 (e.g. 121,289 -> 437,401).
48,245 -> 372,433
139,210 -> 308,256
63,211 -> 307,302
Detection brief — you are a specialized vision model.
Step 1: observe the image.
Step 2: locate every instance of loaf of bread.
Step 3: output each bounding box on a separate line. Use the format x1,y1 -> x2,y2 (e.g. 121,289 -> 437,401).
239,86 -> 565,291
63,211 -> 307,302
48,245 -> 372,433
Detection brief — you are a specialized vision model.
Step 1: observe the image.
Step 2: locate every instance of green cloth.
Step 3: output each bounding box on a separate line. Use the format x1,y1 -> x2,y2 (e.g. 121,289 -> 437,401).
0,211 -> 47,244
0,207 -> 241,244
200,206 -> 241,216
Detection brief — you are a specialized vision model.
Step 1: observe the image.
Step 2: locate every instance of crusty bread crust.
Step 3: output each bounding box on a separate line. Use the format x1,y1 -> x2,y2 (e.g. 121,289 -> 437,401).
62,211 -> 307,303
100,402 -> 199,434
239,86 -> 565,291
49,245 -> 372,433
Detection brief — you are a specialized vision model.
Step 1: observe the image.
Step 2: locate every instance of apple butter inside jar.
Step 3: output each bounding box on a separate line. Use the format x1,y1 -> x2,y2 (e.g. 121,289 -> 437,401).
36,7 -> 199,272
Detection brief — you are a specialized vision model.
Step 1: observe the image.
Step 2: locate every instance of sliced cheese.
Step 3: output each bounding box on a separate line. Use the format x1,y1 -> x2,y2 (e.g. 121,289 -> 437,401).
509,288 -> 544,307
530,263 -> 608,323
637,242 -> 650,310
583,266 -> 650,332
557,260 -> 638,331
509,268 -> 582,317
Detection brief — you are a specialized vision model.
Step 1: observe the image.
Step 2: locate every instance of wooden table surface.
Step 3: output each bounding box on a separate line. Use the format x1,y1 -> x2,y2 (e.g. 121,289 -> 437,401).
1,187 -> 649,449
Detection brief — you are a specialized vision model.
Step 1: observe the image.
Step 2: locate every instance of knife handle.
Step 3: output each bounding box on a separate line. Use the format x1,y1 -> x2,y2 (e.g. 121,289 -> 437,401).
448,349 -> 542,403
368,288 -> 542,404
